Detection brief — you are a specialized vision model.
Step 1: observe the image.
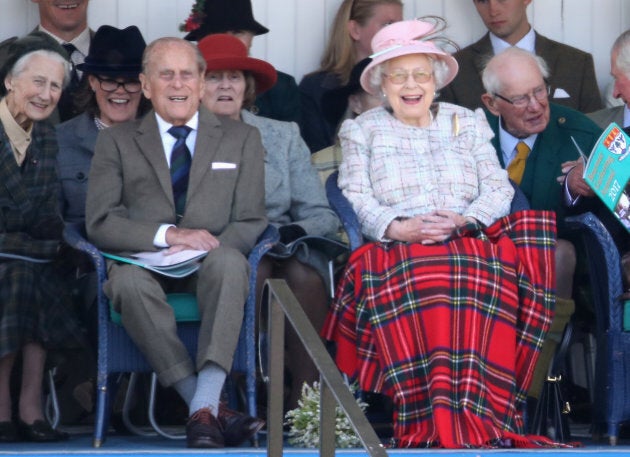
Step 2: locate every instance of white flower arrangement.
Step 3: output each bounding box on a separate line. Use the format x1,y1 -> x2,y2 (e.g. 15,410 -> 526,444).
284,381 -> 368,448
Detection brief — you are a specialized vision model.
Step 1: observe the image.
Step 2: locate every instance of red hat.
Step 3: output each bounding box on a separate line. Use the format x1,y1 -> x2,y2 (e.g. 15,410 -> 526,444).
197,34 -> 277,94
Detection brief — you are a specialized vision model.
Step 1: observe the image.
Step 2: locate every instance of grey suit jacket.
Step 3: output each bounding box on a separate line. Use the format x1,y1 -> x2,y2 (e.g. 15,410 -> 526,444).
56,112 -> 98,224
440,32 -> 602,113
241,110 -> 339,238
588,106 -> 625,129
86,106 -> 267,256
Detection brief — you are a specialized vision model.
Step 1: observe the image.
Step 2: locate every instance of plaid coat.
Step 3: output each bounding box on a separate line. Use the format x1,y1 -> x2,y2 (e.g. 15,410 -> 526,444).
0,117 -> 81,357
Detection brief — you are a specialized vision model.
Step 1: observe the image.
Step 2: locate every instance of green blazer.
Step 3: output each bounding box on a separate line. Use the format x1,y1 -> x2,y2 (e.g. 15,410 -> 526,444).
485,103 -> 603,230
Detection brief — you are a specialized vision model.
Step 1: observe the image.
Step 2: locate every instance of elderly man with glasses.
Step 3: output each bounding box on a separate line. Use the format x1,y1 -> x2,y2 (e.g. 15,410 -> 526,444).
479,46 -> 603,421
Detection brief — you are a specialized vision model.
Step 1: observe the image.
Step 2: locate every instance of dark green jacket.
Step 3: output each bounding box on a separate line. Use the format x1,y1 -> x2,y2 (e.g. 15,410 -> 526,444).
253,71 -> 301,125
485,103 -> 603,231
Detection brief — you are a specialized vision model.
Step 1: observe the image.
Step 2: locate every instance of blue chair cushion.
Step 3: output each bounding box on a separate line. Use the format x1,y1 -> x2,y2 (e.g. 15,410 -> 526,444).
109,293 -> 200,325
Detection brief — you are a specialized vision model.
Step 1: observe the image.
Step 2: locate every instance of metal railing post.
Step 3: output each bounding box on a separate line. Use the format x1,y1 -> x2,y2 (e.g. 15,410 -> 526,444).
264,279 -> 388,457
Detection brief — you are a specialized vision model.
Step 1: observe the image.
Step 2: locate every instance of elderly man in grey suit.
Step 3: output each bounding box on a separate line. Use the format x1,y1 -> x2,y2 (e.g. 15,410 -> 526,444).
440,0 -> 602,113
85,37 -> 267,449
589,30 -> 630,130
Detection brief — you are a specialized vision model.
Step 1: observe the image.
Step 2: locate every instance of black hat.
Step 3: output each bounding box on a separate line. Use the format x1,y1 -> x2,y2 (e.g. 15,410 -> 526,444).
76,25 -> 146,78
322,57 -> 373,127
0,32 -> 69,97
182,0 -> 269,42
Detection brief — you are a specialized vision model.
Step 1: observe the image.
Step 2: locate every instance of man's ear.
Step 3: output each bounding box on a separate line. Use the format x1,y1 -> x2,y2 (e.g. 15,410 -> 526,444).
481,93 -> 500,116
139,73 -> 151,99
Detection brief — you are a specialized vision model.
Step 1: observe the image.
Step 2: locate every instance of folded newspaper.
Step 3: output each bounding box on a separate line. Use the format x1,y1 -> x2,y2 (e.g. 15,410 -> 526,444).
102,249 -> 208,278
576,122 -> 630,231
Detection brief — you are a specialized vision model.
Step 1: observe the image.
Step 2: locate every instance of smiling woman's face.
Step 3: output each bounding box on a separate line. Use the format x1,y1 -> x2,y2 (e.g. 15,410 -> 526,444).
4,52 -> 65,129
202,70 -> 246,120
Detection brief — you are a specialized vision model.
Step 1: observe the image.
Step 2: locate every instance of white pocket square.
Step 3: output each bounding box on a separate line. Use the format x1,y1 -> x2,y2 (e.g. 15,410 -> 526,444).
553,88 -> 571,99
212,162 -> 237,169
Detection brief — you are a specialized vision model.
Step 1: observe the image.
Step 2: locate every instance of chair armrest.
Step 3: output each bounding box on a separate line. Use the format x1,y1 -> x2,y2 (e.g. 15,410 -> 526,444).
63,222 -> 107,284
325,171 -> 363,251
565,212 -> 623,334
509,179 -> 530,213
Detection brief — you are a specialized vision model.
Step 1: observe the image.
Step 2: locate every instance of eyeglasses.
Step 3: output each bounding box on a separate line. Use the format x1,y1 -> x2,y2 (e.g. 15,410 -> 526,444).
493,83 -> 550,109
384,70 -> 433,85
94,76 -> 142,93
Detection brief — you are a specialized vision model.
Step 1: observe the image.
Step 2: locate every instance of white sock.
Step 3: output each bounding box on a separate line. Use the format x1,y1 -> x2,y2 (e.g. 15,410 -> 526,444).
189,363 -> 226,416
173,374 -> 197,407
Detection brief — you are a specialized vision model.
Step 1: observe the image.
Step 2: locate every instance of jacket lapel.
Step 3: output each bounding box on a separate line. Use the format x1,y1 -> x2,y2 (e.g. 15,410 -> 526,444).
471,34 -> 493,77
135,111 -> 174,206
188,107 -> 223,197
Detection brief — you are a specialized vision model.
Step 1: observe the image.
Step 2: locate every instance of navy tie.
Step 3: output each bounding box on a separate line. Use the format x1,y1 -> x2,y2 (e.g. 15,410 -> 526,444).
168,125 -> 193,222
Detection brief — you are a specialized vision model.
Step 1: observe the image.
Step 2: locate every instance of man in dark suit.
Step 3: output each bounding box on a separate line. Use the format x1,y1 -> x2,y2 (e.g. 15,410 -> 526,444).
440,0 -> 602,113
85,37 -> 267,448
480,46 -> 603,413
182,0 -> 301,125
589,30 -> 630,130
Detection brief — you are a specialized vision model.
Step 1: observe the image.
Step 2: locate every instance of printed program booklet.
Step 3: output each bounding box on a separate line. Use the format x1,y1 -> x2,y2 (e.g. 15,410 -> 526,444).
102,249 -> 208,278
576,122 -> 630,231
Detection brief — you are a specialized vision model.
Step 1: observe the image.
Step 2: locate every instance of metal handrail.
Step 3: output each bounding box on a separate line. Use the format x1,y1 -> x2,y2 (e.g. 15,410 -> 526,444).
263,279 -> 388,457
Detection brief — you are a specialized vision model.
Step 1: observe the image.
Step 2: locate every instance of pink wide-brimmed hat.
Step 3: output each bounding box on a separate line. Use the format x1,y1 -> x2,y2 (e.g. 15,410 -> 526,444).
360,18 -> 459,94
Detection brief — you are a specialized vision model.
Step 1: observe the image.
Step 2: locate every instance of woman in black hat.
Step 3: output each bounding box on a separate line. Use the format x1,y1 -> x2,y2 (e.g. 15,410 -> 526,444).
57,25 -> 148,226
0,32 -> 82,442
180,0 -> 301,125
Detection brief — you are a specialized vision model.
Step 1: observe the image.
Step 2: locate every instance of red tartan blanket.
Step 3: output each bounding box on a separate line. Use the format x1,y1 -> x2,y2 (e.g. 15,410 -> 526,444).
322,210 -> 559,448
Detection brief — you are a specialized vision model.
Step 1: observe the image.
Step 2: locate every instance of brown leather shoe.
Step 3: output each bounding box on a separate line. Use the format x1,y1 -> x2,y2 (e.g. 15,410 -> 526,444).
186,408 -> 224,448
218,403 -> 265,446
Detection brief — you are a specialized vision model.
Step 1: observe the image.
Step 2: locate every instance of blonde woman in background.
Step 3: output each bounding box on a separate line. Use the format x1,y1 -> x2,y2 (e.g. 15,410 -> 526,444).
298,0 -> 402,153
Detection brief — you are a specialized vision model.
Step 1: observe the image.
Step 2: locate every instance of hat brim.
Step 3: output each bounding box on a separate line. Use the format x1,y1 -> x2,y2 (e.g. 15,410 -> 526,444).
205,57 -> 277,94
185,20 -> 269,42
76,62 -> 142,78
360,43 -> 459,95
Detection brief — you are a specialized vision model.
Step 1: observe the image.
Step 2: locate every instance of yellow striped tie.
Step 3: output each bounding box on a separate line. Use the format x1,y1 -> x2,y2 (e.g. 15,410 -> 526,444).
507,141 -> 530,185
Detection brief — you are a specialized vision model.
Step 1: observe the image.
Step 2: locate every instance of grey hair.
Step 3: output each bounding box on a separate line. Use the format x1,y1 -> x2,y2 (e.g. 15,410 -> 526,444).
367,54 -> 451,94
8,49 -> 71,89
481,47 -> 549,96
612,29 -> 630,76
142,37 -> 206,76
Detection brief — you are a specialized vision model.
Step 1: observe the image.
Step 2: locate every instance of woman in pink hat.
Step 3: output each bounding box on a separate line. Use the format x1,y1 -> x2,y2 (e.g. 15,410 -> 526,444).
322,18 -> 560,448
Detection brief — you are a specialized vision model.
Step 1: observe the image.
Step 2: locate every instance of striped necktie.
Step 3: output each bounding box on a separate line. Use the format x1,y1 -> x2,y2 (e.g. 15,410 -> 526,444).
507,141 -> 530,185
168,125 -> 193,222
58,43 -> 80,121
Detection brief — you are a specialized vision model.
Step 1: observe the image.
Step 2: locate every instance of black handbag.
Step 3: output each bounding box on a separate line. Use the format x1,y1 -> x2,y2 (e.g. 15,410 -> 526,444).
529,322 -> 573,442
530,374 -> 571,442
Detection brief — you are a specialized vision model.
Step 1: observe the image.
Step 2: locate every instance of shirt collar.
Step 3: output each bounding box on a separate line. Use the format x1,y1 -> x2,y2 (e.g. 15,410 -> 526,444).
0,98 -> 33,166
38,25 -> 91,57
489,26 -> 536,55
155,111 -> 199,136
498,116 -> 537,158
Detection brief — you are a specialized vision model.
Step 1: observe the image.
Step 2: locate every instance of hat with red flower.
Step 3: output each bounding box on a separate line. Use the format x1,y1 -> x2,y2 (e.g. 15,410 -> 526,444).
180,0 -> 269,42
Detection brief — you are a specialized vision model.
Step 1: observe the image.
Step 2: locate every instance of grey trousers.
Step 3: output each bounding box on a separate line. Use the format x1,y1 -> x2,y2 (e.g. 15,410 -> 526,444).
104,245 -> 249,387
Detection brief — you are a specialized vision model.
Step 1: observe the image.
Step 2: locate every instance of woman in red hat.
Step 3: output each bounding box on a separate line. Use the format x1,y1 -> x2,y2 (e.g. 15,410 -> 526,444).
197,34 -> 342,411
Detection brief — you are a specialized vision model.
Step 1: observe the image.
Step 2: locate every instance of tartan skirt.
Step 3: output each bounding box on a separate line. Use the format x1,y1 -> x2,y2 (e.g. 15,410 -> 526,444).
0,259 -> 83,359
322,210 -> 557,448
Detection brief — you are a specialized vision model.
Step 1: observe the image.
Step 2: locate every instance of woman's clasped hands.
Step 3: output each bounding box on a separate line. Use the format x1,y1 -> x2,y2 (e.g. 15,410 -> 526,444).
386,210 -> 474,244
